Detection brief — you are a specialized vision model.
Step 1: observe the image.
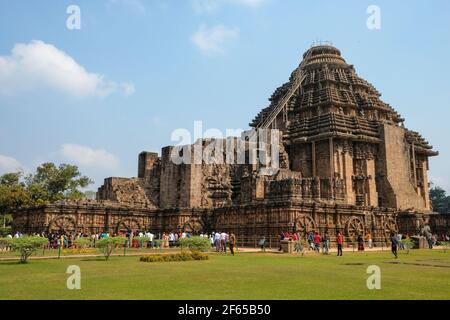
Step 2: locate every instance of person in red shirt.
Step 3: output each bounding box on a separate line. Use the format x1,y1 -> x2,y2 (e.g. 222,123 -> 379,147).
313,232 -> 321,252
337,231 -> 343,256
292,233 -> 298,241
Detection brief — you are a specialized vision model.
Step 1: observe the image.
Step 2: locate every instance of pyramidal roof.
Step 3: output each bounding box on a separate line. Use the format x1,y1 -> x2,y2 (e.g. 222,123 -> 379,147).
250,45 -> 436,155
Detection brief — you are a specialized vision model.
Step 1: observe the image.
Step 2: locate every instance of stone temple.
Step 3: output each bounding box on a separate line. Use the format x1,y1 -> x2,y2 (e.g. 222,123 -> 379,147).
13,45 -> 449,245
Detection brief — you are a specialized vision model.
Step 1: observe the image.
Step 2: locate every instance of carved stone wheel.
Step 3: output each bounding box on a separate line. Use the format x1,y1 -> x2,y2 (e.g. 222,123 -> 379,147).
183,219 -> 204,234
116,218 -> 141,233
384,218 -> 399,238
295,216 -> 317,235
48,215 -> 76,235
345,217 -> 365,242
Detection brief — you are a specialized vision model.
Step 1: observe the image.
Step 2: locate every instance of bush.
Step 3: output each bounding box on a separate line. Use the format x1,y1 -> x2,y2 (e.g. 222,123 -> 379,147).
73,237 -> 92,249
439,241 -> 449,253
400,239 -> 414,254
9,236 -> 48,263
135,236 -> 150,248
96,237 -> 126,261
140,251 -> 209,263
178,236 -> 210,252
0,227 -> 11,237
0,237 -> 11,251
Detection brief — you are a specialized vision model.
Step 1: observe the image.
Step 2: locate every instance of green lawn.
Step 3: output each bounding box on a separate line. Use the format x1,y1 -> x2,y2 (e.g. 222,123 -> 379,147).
0,250 -> 449,300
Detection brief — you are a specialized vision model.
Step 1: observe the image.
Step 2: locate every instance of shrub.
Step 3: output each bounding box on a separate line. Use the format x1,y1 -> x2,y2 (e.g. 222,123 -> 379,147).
9,236 -> 48,263
400,239 -> 414,254
140,251 -> 209,263
178,236 -> 210,252
0,227 -> 11,237
73,237 -> 92,249
439,241 -> 449,253
190,250 -> 209,261
135,236 -> 150,248
0,237 -> 11,251
154,239 -> 163,249
96,237 -> 126,261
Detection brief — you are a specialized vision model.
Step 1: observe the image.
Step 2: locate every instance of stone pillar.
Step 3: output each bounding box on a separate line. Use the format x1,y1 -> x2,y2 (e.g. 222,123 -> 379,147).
366,159 -> 378,207
421,159 -> 431,210
343,151 -> 355,205
312,141 -> 316,177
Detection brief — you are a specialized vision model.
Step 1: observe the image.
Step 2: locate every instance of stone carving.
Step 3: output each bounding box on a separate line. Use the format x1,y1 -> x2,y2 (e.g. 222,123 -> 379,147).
13,44 -> 448,246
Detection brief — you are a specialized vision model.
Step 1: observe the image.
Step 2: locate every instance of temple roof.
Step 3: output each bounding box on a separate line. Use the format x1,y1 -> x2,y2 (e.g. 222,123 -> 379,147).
250,45 -> 436,153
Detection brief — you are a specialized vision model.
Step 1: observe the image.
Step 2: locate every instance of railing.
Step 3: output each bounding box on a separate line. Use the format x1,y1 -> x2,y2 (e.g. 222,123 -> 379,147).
256,49 -> 313,129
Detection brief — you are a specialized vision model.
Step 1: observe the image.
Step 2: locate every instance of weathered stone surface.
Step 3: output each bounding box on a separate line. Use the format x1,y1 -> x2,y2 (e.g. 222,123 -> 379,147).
13,45 -> 449,244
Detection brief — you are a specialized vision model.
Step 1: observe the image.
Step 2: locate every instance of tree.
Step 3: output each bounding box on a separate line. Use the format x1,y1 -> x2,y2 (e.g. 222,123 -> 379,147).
0,164 -> 94,229
135,236 -> 150,248
26,163 -> 93,203
73,237 -> 92,249
9,236 -> 48,263
96,237 -> 126,261
430,184 -> 450,214
0,172 -> 30,228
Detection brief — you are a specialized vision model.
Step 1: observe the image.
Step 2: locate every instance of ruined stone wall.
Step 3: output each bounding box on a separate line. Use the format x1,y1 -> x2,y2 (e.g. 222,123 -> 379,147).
97,177 -> 156,208
379,124 -> 429,211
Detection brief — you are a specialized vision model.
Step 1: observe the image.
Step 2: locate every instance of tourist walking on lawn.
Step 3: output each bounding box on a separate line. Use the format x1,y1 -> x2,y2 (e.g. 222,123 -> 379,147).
322,232 -> 330,255
215,232 -> 221,252
357,234 -> 364,251
307,232 -> 314,250
229,233 -> 237,256
313,232 -> 321,252
391,233 -> 399,259
366,232 -> 373,249
259,237 -> 267,252
337,231 -> 343,256
220,231 -> 227,253
278,232 -> 285,251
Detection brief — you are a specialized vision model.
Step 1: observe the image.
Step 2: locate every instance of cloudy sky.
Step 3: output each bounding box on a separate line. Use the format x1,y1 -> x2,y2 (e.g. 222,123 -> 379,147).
0,0 -> 449,192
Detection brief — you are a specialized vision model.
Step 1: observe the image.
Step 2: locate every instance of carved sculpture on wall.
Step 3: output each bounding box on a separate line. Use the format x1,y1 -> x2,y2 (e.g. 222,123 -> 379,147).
48,215 -> 77,235
295,215 -> 317,235
183,218 -> 204,234
345,217 -> 365,242
116,218 -> 141,233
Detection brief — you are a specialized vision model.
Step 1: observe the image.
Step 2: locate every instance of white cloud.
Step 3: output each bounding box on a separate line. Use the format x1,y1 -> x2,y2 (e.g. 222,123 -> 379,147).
0,40 -> 134,98
191,24 -> 240,55
0,155 -> 23,174
193,0 -> 265,13
60,144 -> 120,170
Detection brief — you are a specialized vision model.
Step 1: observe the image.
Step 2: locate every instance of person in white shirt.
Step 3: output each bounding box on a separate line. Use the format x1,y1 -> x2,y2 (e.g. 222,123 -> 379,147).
220,232 -> 227,253
214,232 -> 221,252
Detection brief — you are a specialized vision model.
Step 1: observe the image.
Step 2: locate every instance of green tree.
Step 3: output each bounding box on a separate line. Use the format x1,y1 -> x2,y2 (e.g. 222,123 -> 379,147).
9,236 -> 48,263
96,237 -> 126,261
26,163 -> 93,203
73,237 -> 92,249
429,184 -> 450,214
0,172 -> 30,228
1,164 -> 93,228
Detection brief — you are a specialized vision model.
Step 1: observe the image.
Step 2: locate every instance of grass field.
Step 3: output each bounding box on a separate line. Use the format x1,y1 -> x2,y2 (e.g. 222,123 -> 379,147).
0,250 -> 449,300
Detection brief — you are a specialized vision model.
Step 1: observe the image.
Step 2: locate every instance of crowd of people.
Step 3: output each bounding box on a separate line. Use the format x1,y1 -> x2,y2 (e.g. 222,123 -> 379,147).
3,229 -> 449,259
278,230 -> 450,258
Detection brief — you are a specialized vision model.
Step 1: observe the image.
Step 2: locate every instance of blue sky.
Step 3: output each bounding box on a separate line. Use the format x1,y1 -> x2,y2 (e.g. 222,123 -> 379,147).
0,0 -> 449,192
